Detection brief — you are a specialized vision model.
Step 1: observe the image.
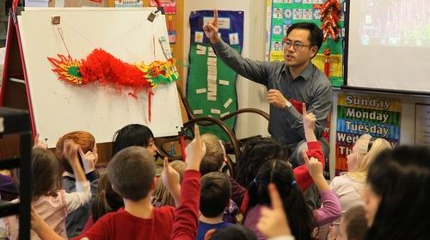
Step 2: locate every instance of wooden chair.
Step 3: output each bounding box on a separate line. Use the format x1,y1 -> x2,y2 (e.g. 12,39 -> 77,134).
155,85 -> 269,178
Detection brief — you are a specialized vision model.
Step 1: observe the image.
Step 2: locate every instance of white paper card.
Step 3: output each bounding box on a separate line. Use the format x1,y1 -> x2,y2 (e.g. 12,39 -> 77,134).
224,98 -> 233,108
196,88 -> 207,94
196,45 -> 207,51
207,75 -> 217,81
211,109 -> 221,114
219,80 -> 229,86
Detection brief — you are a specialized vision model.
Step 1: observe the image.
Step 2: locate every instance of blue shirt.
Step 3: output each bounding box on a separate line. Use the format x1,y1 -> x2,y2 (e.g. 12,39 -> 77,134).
196,221 -> 233,240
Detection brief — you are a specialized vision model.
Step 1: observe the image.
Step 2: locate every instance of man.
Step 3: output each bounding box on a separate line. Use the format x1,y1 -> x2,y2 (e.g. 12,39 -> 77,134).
203,10 -> 332,166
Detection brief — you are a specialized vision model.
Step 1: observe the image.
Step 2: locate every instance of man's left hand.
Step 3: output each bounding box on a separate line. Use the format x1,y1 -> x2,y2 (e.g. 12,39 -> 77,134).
268,89 -> 287,109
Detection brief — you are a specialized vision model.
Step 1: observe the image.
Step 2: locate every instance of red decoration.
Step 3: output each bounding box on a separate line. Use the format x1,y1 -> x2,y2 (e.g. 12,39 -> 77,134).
323,48 -> 331,77
320,0 -> 341,42
48,48 -> 179,123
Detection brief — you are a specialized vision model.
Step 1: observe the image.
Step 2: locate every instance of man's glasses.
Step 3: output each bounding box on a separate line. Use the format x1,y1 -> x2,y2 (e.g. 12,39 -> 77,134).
282,40 -> 311,51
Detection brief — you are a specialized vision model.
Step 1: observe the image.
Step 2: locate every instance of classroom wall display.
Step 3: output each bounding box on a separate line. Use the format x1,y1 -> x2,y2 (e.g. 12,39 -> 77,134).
266,0 -> 344,87
186,10 -> 244,141
6,8 -> 182,147
335,93 -> 401,175
150,0 -> 176,14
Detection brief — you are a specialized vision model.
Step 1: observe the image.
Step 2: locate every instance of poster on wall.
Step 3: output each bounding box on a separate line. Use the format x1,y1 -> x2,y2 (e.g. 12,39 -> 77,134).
266,0 -> 344,87
150,0 -> 176,14
335,94 -> 401,175
186,10 -> 244,141
415,104 -> 430,145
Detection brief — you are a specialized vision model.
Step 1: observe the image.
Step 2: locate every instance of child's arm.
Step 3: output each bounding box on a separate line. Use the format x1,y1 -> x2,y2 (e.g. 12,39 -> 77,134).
62,140 -> 91,213
303,103 -> 317,142
257,184 -> 295,240
303,153 -> 341,226
162,157 -> 181,207
171,126 -> 206,240
293,103 -> 325,191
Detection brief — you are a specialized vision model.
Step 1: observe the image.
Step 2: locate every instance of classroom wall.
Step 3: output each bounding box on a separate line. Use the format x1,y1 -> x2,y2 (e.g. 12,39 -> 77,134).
183,0 -> 270,142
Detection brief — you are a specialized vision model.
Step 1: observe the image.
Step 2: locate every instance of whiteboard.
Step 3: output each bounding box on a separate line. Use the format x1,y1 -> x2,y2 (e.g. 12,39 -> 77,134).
17,8 -> 183,146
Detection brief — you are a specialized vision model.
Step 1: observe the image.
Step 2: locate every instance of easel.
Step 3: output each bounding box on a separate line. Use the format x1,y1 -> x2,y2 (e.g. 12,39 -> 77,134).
0,0 -> 36,137
0,3 -> 186,165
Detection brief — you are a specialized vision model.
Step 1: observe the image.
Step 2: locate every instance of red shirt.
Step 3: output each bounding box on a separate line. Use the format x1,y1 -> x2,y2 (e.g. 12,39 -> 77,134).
74,206 -> 175,240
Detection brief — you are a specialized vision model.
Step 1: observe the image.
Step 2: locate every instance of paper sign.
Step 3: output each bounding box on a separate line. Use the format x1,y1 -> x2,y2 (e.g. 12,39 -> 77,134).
211,109 -> 221,114
196,88 -> 207,94
219,80 -> 229,86
193,109 -> 203,114
224,98 -> 233,108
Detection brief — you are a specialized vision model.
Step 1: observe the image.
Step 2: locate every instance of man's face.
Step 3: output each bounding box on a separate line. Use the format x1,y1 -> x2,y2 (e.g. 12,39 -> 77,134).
283,29 -> 317,69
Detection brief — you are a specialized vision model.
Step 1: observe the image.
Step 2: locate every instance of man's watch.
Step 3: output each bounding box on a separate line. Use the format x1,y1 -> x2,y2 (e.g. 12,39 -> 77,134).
284,99 -> 292,109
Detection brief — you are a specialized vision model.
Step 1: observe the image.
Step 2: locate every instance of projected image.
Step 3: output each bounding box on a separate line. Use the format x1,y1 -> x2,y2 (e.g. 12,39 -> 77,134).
359,0 -> 430,47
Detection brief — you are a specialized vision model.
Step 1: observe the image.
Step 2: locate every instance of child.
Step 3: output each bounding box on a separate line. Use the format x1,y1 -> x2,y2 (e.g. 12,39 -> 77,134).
242,105 -> 341,240
32,126 -> 207,240
55,131 -> 99,238
331,205 -> 367,240
5,140 -> 91,240
200,134 -> 225,175
197,172 -> 233,240
363,146 -> 430,240
70,146 -> 174,239
112,124 -> 157,157
328,135 -> 390,239
152,160 -> 186,207
81,173 -> 124,232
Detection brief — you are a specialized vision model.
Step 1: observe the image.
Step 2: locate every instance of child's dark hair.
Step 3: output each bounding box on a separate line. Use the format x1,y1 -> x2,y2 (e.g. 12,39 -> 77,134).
365,146 -> 430,240
200,134 -> 224,175
112,124 -> 154,157
247,159 -> 313,240
210,225 -> 257,240
235,137 -> 289,187
343,205 -> 367,240
55,131 -> 96,174
200,172 -> 231,218
91,173 -> 124,222
31,148 -> 62,199
107,146 -> 155,201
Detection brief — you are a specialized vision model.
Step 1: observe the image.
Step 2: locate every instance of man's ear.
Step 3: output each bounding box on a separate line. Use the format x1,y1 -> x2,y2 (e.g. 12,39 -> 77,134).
204,229 -> 216,240
310,46 -> 319,58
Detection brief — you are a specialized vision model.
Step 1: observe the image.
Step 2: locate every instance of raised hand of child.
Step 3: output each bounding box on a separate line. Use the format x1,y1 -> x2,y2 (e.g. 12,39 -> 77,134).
302,103 -> 316,131
257,183 -> 292,238
33,134 -> 48,149
303,103 -> 317,142
162,157 -> 180,191
185,125 -> 206,170
303,151 -> 323,179
63,139 -> 86,181
79,146 -> 98,174
63,139 -> 79,163
203,10 -> 220,44
161,157 -> 181,206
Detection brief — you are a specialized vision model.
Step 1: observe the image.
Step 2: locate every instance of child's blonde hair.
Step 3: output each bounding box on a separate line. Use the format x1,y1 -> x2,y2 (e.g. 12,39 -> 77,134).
200,133 -> 224,175
346,134 -> 392,182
